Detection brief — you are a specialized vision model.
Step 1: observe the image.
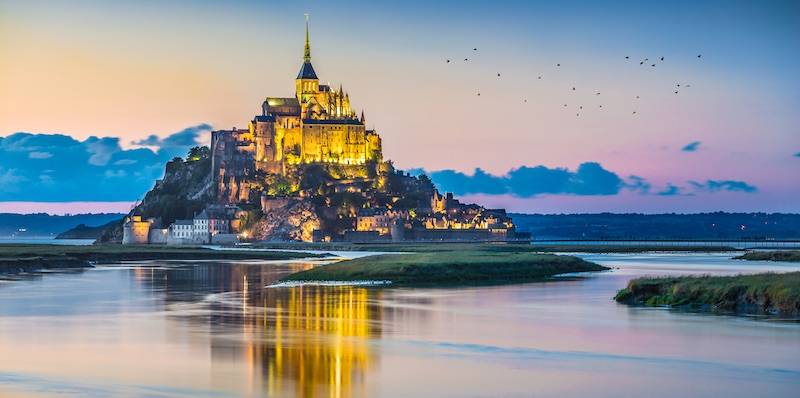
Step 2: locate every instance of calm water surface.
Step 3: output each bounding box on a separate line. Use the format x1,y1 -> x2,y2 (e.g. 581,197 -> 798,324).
0,253 -> 798,397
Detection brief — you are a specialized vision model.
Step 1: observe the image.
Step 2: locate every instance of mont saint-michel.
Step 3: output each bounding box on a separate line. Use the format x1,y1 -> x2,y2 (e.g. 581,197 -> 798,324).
114,22 -> 526,245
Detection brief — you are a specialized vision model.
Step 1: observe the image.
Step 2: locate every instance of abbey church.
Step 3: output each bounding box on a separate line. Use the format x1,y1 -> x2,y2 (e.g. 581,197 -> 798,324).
211,19 -> 382,192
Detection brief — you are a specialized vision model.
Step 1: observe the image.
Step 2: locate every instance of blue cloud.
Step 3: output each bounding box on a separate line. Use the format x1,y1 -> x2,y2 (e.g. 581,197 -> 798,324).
411,165 -> 760,199
688,180 -> 758,193
416,162 -> 630,197
682,141 -> 701,152
0,124 -> 212,201
657,184 -> 682,196
794,152 -> 800,158
132,124 -> 211,149
624,175 -> 651,194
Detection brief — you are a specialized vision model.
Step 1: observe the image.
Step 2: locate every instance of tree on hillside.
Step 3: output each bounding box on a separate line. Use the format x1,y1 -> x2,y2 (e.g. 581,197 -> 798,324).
188,146 -> 211,161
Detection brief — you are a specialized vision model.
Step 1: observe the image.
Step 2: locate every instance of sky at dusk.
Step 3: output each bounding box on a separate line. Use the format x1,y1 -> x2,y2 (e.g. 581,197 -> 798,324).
1,0 -> 799,214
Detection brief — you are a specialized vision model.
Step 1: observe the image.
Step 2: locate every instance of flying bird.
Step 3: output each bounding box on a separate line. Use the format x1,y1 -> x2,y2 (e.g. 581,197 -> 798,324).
556,63 -> 561,67
596,92 -> 601,95
674,90 -> 679,94
572,87 -> 576,91
632,111 -> 637,115
473,48 -> 477,51
640,61 -> 644,65
538,76 -> 542,79
464,58 -> 469,61
636,95 -> 640,99
497,73 -> 501,77
599,105 -> 603,108
697,54 -> 702,58
625,56 -> 630,59
660,56 -> 665,61
446,59 -> 450,63
651,64 -> 656,67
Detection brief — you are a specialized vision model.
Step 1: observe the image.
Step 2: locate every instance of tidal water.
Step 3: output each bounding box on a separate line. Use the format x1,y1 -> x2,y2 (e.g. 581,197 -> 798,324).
0,253 -> 798,397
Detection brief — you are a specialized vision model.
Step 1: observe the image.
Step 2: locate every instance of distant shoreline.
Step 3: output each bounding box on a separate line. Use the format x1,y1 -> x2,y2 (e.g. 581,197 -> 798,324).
242,241 -> 745,254
734,251 -> 800,262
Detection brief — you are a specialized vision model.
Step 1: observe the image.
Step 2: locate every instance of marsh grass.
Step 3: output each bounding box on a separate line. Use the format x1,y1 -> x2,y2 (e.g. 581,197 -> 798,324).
734,251 -> 800,262
0,244 -> 318,274
281,250 -> 608,286
615,272 -> 800,316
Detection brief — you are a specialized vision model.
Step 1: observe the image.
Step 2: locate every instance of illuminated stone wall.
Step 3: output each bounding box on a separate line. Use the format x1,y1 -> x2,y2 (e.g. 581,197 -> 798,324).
122,215 -> 152,244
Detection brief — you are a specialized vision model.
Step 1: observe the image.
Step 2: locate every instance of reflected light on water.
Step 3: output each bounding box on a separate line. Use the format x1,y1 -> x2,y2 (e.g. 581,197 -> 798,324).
134,262 -> 382,398
0,254 -> 799,398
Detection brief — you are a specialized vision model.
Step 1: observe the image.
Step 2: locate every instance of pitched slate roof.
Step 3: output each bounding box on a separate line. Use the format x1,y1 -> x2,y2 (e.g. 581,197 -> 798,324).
297,61 -> 318,79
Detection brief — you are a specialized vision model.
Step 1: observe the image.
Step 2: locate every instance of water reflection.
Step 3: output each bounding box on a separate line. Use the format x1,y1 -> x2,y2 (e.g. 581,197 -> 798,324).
132,262 -> 382,398
1,255 -> 799,398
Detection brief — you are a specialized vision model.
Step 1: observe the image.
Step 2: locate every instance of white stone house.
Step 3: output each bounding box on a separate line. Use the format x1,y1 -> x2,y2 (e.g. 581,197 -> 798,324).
168,220 -> 195,244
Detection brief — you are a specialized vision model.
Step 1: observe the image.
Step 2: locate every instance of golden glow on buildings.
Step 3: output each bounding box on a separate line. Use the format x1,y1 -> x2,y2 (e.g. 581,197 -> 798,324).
213,18 -> 382,178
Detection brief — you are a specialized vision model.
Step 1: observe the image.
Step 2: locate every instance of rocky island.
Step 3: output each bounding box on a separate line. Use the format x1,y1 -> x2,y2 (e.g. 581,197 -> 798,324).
100,21 -> 528,247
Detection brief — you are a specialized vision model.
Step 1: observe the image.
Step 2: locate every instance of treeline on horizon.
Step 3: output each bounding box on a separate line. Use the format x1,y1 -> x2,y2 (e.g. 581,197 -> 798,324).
510,212 -> 800,240
0,213 -> 124,237
1,211 -> 800,240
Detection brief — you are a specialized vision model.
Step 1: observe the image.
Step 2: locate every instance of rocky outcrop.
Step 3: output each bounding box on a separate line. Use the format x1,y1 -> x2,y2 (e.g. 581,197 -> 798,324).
251,199 -> 320,242
57,220 -> 119,240
96,150 -> 212,244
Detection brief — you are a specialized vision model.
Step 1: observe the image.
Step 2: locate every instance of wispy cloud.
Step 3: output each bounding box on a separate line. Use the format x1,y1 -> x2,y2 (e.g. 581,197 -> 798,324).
132,124 -> 211,149
681,141 -> 701,152
624,175 -> 651,194
28,151 -> 53,159
657,184 -> 682,196
688,180 -> 758,193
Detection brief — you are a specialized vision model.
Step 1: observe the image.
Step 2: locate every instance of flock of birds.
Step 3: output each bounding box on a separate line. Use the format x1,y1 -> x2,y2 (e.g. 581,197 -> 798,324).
445,48 -> 704,117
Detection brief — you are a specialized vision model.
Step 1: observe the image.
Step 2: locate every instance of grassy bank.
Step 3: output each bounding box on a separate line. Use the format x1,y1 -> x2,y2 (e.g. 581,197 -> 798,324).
614,272 -> 800,317
247,241 -> 739,253
734,251 -> 800,262
281,249 -> 608,286
0,244 -> 321,275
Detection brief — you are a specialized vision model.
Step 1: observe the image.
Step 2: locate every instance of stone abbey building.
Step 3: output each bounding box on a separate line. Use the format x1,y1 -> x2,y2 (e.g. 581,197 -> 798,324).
211,19 -> 382,203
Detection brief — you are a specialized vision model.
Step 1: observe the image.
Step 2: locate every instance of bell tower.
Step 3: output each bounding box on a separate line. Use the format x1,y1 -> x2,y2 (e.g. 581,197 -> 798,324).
296,14 -> 319,105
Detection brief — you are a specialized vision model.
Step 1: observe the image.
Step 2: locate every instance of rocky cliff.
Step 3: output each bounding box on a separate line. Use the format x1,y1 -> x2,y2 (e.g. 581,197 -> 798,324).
249,199 -> 320,242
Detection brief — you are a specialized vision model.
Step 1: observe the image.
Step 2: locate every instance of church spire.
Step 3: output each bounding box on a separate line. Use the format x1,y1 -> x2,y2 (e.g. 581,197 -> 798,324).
296,14 -> 318,80
303,13 -> 311,63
